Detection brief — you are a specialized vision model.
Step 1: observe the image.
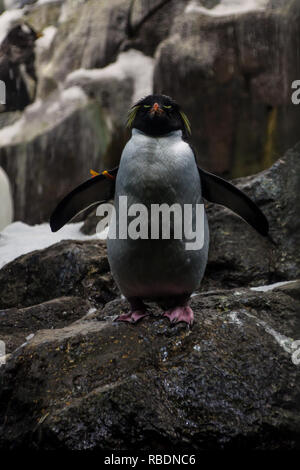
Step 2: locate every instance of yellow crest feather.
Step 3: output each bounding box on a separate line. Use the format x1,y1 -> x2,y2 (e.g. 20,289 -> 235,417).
179,110 -> 192,135
126,105 -> 140,129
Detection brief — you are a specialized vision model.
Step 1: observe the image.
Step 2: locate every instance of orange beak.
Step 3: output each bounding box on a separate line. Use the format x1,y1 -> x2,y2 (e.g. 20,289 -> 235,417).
150,102 -> 163,115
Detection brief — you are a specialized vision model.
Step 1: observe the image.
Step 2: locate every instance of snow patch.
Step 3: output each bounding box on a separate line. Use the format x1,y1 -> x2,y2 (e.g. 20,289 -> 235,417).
36,25 -> 57,50
185,0 -> 269,17
0,115 -> 24,147
250,280 -> 297,292
0,167 -> 13,231
61,85 -> 87,103
27,97 -> 42,112
0,221 -> 102,269
241,310 -> 299,365
36,0 -> 61,5
0,9 -> 23,45
66,49 -> 154,104
0,86 -> 88,147
46,86 -> 87,115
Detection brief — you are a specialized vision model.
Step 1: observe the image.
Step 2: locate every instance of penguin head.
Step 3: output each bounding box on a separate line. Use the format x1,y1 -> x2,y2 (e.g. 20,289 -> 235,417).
127,94 -> 191,137
2,23 -> 40,63
6,23 -> 39,48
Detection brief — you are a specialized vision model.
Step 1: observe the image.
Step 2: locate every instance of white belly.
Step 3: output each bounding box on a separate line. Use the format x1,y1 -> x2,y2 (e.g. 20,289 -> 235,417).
107,129 -> 209,299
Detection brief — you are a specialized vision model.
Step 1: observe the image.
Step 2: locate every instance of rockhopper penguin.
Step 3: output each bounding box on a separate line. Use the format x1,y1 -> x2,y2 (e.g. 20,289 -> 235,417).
50,94 -> 269,326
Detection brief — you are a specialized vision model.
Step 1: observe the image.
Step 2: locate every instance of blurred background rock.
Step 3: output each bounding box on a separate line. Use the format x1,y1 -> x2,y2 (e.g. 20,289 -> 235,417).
0,0 -> 299,225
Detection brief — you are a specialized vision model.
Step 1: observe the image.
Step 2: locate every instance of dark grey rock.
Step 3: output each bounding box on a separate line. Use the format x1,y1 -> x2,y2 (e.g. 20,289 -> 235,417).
42,0 -> 130,87
153,0 -> 300,176
0,296 -> 93,353
122,0 -> 187,57
0,240 -> 118,310
203,142 -> 300,289
0,88 -> 112,224
0,284 -> 299,450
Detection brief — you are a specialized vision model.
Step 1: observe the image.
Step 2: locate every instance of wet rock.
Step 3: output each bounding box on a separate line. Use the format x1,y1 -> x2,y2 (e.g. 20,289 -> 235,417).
0,239 -> 118,310
204,142 -> 300,289
123,0 -> 187,57
154,0 -> 300,176
37,0 -> 130,94
0,284 -> 299,450
0,296 -> 93,353
63,47 -> 155,169
0,87 -> 111,224
273,280 -> 300,301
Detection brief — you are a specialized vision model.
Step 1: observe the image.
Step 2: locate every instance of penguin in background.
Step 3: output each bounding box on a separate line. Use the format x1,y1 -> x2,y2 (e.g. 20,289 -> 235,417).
50,94 -> 269,326
0,22 -> 40,112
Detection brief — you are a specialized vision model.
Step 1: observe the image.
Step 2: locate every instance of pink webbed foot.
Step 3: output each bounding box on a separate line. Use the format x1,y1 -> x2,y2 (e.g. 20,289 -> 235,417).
116,310 -> 148,324
163,306 -> 194,326
116,297 -> 148,324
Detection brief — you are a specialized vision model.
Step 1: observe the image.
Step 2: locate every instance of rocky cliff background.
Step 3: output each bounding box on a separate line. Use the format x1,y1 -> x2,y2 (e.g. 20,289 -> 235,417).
0,0 -> 300,224
0,0 -> 299,452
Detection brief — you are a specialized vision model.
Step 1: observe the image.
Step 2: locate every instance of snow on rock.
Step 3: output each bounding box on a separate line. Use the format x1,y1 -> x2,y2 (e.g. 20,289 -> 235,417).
36,0 -> 61,5
250,280 -> 297,292
36,25 -> 57,51
0,9 -> 23,45
0,117 -> 24,147
0,86 -> 88,147
66,49 -> 154,104
0,167 -> 13,232
185,0 -> 269,17
0,221 -> 105,269
3,1 -> 28,11
241,310 -> 299,364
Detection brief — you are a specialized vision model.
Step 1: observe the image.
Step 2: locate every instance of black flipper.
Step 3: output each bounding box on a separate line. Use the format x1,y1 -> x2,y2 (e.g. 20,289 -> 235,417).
198,167 -> 269,236
50,167 -> 118,232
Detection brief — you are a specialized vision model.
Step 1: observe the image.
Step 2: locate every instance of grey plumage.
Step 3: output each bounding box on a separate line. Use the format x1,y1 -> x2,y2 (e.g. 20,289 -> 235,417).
107,129 -> 209,303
